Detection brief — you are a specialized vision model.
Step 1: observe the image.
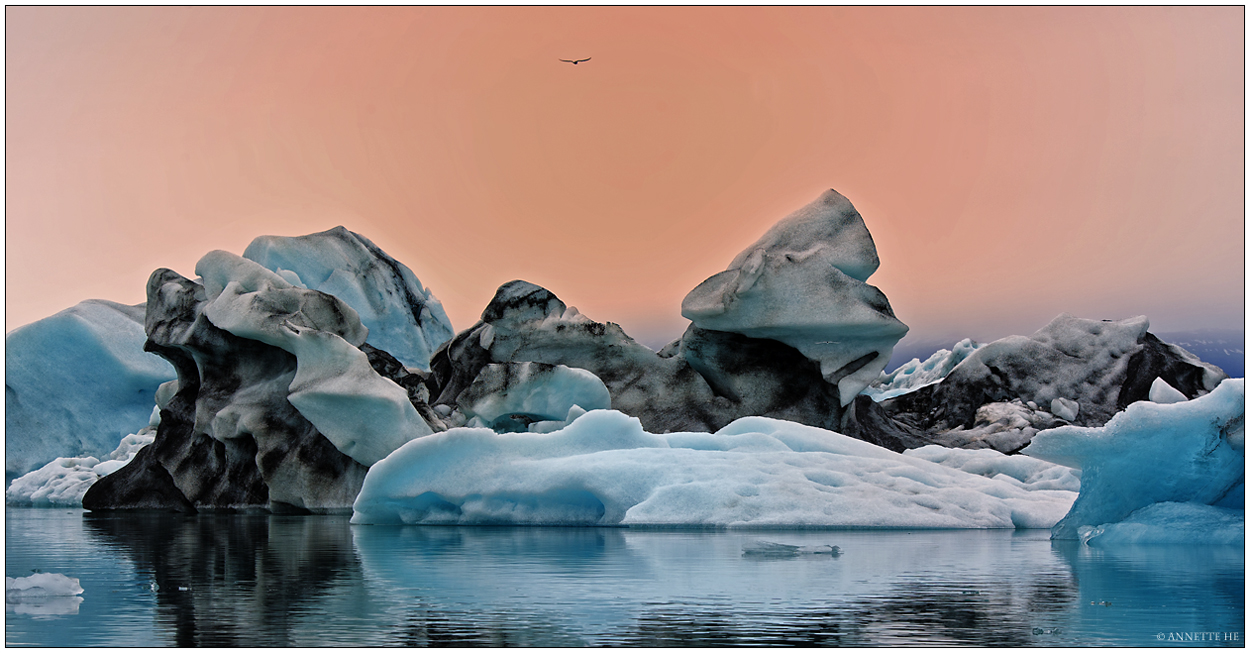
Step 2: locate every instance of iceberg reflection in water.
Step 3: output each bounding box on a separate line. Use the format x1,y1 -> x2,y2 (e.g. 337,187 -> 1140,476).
4,508 -> 1243,647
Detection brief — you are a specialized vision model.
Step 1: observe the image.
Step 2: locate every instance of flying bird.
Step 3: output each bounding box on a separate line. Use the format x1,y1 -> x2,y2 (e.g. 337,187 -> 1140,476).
560,57 -> 591,65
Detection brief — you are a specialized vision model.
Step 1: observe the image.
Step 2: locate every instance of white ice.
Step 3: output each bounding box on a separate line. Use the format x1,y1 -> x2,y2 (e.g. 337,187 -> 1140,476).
6,572 -> 84,598
6,573 -> 85,615
903,444 -> 1080,492
1148,377 -> 1188,404
242,226 -> 455,370
1023,378 -> 1244,542
862,338 -> 984,401
352,410 -> 1076,528
6,426 -> 156,507
5,300 -> 176,480
460,362 -> 611,431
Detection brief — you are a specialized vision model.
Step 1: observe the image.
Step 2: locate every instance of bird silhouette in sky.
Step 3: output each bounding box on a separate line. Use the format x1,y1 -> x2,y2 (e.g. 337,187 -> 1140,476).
560,57 -> 591,65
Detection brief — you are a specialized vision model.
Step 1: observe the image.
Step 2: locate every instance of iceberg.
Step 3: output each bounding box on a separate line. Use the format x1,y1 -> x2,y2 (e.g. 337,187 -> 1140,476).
5,300 -> 176,481
197,250 -> 433,467
243,226 -> 455,371
6,573 -> 84,616
741,540 -> 842,557
456,362 -> 611,432
1076,502 -> 1244,546
933,314 -> 1226,428
681,189 -> 909,403
858,314 -> 1230,454
863,338 -> 984,401
352,410 -> 1076,528
1147,377 -> 1188,404
1023,378 -> 1244,542
7,426 -> 156,507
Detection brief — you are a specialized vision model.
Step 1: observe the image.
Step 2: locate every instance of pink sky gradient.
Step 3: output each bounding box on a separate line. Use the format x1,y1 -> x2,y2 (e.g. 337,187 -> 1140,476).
5,7 -> 1244,347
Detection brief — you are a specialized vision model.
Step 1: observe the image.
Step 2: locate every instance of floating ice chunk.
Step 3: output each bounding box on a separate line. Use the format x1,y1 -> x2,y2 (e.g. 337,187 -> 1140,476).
352,410 -> 1076,528
742,541 -> 841,557
6,573 -> 84,615
1148,377 -> 1188,404
1078,502 -> 1244,546
1023,378 -> 1244,540
6,572 -> 84,598
5,300 -> 176,481
6,428 -> 156,507
1050,398 -> 1079,422
243,226 -> 455,371
863,338 -> 984,401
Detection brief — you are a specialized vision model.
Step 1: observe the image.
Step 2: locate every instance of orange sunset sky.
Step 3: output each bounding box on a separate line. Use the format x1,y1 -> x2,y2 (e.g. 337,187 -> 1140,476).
5,6 -> 1245,349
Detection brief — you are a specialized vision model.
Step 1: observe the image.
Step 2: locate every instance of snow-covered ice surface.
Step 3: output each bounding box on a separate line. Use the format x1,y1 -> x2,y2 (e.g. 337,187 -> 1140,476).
902,444 -> 1080,492
863,338 -> 984,401
1023,378 -> 1244,543
4,300 -> 176,481
6,573 -> 85,616
352,410 -> 1077,528
243,226 -> 454,371
7,426 -> 157,507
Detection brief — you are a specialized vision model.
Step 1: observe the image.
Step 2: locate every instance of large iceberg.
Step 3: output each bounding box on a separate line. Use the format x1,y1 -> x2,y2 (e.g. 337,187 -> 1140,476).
82,257 -> 407,512
854,314 -> 1230,453
5,300 -> 177,482
352,410 -> 1077,528
681,189 -> 908,403
1023,378 -> 1244,543
429,280 -> 846,435
243,226 -> 455,371
197,250 -> 433,467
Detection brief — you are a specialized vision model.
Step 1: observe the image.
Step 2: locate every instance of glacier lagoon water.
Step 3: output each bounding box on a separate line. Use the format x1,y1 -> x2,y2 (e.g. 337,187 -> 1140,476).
5,507 -> 1243,647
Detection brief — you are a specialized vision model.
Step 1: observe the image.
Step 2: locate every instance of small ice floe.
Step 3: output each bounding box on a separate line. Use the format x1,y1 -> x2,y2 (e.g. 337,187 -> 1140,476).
5,572 -> 85,616
742,540 -> 842,558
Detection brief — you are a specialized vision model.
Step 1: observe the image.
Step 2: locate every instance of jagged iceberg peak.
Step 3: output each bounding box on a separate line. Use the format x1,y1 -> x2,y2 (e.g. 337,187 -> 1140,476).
681,189 -> 908,404
730,188 -> 881,282
242,226 -> 454,371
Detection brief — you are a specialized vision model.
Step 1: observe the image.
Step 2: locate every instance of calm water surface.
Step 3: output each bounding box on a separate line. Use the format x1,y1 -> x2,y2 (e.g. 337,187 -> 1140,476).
5,507 -> 1243,646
